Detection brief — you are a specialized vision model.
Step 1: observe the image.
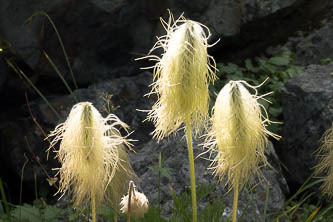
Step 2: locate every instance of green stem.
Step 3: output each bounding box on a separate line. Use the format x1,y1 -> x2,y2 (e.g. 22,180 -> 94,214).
113,213 -> 118,222
0,178 -> 10,216
158,152 -> 161,211
26,11 -> 78,90
6,61 -> 62,120
92,194 -> 96,222
185,114 -> 197,222
232,178 -> 239,222
44,51 -> 78,102
127,181 -> 134,222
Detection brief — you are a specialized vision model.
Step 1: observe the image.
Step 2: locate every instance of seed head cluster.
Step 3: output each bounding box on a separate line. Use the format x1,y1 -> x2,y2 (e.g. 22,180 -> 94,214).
47,102 -> 135,207
144,13 -> 216,141
203,81 -> 280,189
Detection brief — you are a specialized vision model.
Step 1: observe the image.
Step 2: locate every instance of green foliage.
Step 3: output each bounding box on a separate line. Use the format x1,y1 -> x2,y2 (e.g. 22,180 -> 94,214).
212,48 -> 305,134
320,58 -> 333,65
166,183 -> 231,222
3,202 -> 65,222
274,176 -> 333,222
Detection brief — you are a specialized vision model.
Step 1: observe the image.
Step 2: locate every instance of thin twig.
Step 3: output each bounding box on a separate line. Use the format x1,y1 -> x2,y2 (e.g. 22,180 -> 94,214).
24,136 -> 58,189
25,93 -> 50,142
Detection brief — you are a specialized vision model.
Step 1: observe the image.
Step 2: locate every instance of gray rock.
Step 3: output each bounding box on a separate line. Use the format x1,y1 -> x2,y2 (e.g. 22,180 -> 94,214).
241,0 -> 297,23
279,64 -> 333,186
131,135 -> 286,221
0,0 -> 313,86
285,21 -> 333,66
0,0 -> 52,69
0,72 -> 154,184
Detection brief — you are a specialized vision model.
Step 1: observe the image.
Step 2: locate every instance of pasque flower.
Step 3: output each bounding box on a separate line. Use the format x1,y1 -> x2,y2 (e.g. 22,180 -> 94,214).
120,181 -> 149,220
202,80 -> 280,222
47,102 -> 136,221
143,11 -> 217,141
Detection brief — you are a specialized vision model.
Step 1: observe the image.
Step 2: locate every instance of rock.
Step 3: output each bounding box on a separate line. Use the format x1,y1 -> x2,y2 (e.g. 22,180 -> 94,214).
131,135 -> 287,221
240,0 -> 297,23
163,0 -> 299,38
0,0 -> 46,69
285,21 -> 333,66
0,0 -> 318,87
0,71 -> 154,187
38,71 -> 155,146
279,64 -> 333,187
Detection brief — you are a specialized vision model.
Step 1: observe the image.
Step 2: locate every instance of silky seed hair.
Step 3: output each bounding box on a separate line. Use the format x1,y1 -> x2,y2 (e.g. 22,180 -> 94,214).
141,11 -> 217,141
120,182 -> 149,219
314,123 -> 333,198
203,80 -> 280,190
47,102 -> 134,207
106,146 -> 137,212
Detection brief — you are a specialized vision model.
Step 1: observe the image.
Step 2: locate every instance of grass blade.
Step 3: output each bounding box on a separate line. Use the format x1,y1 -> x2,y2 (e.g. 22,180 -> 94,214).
0,178 -> 10,216
43,51 -> 77,102
169,186 -> 191,222
305,206 -> 321,222
6,61 -> 61,120
25,11 -> 78,90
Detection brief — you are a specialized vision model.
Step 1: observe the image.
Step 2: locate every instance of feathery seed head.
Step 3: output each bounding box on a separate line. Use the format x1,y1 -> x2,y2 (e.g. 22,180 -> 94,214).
120,181 -> 149,219
47,102 -> 135,207
314,123 -> 333,198
203,80 -> 280,189
144,12 -> 217,141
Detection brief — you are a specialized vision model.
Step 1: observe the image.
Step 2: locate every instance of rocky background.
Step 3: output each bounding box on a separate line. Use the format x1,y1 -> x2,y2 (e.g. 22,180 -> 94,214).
1,0 -> 333,220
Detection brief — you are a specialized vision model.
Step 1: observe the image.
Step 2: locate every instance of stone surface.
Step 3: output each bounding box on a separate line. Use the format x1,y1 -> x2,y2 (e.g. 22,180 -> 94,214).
0,0 -> 315,86
285,21 -> 333,66
0,72 -> 154,185
240,0 -> 297,23
279,64 -> 333,186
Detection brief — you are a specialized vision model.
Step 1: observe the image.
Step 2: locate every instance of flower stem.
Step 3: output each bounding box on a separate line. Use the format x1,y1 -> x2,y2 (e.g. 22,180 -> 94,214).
127,181 -> 134,222
92,194 -> 96,222
114,213 -> 118,222
185,114 -> 197,222
232,178 -> 239,222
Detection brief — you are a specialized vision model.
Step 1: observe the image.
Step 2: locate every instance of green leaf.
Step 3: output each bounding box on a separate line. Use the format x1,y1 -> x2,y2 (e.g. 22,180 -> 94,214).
198,198 -> 226,222
245,59 -> 259,72
321,58 -> 333,65
305,206 -> 321,222
196,183 -> 216,202
169,186 -> 191,222
268,106 -> 283,117
43,205 -> 62,221
286,66 -> 304,78
160,168 -> 172,179
219,63 -> 244,75
11,204 -> 42,222
68,211 -> 80,221
268,56 -> 290,66
262,63 -> 278,74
